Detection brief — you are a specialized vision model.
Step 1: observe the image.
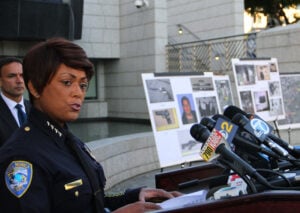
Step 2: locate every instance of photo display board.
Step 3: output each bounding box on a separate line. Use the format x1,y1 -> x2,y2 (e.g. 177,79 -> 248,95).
278,73 -> 300,129
142,72 -> 234,167
232,58 -> 285,122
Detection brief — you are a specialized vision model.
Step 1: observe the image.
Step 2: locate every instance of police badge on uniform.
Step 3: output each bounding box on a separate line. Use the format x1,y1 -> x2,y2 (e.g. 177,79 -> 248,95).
5,161 -> 33,198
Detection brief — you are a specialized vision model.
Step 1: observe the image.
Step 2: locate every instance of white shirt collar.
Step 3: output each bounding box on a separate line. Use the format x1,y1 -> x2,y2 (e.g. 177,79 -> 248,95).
0,92 -> 25,110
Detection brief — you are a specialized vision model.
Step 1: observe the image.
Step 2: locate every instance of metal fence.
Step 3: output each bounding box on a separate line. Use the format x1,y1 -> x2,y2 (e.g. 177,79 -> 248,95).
166,33 -> 257,74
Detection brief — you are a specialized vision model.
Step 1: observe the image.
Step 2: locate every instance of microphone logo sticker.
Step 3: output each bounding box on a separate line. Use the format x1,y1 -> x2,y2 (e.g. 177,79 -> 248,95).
215,118 -> 238,145
250,118 -> 269,138
219,130 -> 228,140
200,129 -> 223,161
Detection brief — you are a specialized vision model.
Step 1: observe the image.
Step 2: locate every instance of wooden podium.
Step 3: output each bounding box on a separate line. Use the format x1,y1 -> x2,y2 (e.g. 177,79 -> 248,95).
155,163 -> 228,192
155,163 -> 300,212
156,190 -> 300,212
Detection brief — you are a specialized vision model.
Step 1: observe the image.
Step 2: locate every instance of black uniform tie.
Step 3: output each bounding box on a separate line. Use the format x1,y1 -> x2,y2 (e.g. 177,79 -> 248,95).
15,104 -> 27,126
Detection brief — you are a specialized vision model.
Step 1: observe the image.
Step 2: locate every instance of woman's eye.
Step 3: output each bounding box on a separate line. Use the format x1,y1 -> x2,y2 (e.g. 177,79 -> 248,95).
80,82 -> 88,91
62,80 -> 72,86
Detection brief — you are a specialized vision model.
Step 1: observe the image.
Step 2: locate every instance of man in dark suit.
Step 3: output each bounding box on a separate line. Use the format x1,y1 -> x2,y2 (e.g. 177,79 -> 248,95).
0,56 -> 30,147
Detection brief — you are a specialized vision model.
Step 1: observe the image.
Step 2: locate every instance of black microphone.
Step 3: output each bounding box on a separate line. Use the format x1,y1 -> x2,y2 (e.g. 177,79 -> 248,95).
190,123 -> 210,145
200,115 -> 281,161
223,105 -> 273,130
200,116 -> 216,132
194,118 -> 300,192
224,105 -> 300,158
201,115 -> 239,148
231,113 -> 292,159
195,125 -> 270,188
268,133 -> 300,158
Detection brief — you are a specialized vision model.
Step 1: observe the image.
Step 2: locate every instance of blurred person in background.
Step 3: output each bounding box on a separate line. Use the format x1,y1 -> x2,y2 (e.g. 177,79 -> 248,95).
0,56 -> 30,147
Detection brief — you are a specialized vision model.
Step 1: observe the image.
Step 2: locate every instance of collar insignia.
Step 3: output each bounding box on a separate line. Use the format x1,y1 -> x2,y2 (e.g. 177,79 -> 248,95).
5,161 -> 33,198
46,121 -> 63,137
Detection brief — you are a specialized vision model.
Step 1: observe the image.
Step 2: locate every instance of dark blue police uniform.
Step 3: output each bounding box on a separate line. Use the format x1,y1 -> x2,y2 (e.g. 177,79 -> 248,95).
0,107 -> 141,213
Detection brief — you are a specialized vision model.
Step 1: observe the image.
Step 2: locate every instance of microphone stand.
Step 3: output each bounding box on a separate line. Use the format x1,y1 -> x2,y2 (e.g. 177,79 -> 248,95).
273,119 -> 281,139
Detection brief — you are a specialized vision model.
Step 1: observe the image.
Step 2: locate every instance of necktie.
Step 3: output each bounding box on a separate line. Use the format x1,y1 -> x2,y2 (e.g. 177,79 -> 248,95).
65,132 -> 104,213
15,104 -> 27,126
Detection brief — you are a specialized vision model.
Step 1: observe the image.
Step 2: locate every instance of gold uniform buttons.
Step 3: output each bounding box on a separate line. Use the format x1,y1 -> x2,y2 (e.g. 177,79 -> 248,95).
75,191 -> 79,197
24,126 -> 30,131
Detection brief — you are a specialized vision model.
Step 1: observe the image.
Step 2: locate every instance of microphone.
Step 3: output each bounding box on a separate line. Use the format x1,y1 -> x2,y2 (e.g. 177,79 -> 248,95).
231,113 -> 294,160
190,124 -> 223,161
268,133 -> 300,158
196,126 -> 270,188
223,105 -> 273,131
224,105 -> 300,158
192,117 -> 300,192
190,123 -> 210,146
200,115 -> 281,161
201,115 -> 238,146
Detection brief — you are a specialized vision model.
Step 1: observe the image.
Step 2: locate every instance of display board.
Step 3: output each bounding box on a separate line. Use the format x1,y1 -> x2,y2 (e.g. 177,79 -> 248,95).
232,58 -> 285,122
278,73 -> 300,129
142,72 -> 234,167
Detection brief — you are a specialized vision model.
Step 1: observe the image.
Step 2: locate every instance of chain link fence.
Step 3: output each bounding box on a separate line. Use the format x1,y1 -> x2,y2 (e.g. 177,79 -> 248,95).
166,33 -> 257,74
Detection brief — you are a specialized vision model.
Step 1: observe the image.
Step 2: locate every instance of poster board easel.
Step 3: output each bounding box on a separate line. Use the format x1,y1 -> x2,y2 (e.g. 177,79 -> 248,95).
142,72 -> 234,167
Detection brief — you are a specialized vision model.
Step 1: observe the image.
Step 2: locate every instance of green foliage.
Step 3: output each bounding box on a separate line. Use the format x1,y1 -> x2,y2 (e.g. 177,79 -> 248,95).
245,0 -> 300,14
244,0 -> 300,26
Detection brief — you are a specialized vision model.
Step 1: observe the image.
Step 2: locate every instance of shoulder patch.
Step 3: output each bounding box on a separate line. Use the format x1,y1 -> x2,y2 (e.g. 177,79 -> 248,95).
5,161 -> 33,198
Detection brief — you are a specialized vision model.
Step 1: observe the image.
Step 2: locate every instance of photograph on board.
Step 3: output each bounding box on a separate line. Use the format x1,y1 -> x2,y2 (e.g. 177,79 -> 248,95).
177,94 -> 198,125
145,79 -> 174,103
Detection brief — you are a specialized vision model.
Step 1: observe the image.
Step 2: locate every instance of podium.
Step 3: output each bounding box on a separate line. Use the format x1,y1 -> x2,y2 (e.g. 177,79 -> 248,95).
155,163 -> 228,192
155,163 -> 300,212
156,190 -> 300,212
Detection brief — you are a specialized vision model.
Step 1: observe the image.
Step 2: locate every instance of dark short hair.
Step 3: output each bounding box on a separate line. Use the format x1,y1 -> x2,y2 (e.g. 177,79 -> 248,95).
23,37 -> 94,102
0,56 -> 22,76
181,96 -> 190,105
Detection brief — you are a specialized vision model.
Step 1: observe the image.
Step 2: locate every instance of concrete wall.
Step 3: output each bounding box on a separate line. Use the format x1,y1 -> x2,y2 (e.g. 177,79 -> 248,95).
256,23 -> 300,73
167,0 -> 244,44
87,132 -> 159,189
76,0 -> 120,58
104,0 -> 168,119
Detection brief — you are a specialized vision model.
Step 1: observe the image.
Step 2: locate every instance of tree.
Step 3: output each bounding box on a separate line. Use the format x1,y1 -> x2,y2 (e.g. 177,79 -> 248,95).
244,0 -> 300,28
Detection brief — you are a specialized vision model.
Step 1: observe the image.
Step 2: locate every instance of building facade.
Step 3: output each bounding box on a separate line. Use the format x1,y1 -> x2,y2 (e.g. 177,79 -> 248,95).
1,0 -> 299,124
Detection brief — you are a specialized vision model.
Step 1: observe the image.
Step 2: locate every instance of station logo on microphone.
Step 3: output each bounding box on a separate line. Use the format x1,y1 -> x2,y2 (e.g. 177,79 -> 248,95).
200,129 -> 223,161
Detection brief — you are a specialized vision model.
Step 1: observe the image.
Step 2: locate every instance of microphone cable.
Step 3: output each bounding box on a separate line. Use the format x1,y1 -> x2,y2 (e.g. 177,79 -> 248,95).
256,168 -> 292,187
218,158 -> 257,193
218,155 -> 300,192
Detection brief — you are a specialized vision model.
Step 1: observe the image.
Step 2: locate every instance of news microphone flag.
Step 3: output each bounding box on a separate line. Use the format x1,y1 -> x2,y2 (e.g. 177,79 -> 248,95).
200,129 -> 224,162
215,116 -> 238,146
199,127 -> 272,189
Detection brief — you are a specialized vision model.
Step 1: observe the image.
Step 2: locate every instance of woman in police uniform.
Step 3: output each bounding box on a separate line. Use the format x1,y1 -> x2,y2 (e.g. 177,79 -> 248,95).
0,38 -> 180,213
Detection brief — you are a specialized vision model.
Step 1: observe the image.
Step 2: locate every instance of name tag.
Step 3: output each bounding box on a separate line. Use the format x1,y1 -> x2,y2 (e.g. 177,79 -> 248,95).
64,179 -> 83,191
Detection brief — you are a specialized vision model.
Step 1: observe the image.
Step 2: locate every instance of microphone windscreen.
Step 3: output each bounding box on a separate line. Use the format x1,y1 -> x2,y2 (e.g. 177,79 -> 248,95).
231,113 -> 248,126
200,117 -> 215,131
223,105 -> 247,120
190,124 -> 210,143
